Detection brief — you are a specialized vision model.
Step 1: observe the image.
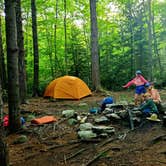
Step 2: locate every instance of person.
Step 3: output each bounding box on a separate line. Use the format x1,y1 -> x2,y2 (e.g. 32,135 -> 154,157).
139,92 -> 158,117
145,82 -> 161,104
145,82 -> 162,111
123,70 -> 148,105
99,97 -> 114,112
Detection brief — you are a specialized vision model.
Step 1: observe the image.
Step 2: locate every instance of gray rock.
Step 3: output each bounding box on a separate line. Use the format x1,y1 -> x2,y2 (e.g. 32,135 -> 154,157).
92,125 -> 115,134
79,123 -> 93,131
62,110 -> 75,118
117,110 -> 128,118
103,108 -> 114,114
94,116 -> 109,123
78,130 -> 97,139
68,118 -> 78,125
106,113 -> 121,120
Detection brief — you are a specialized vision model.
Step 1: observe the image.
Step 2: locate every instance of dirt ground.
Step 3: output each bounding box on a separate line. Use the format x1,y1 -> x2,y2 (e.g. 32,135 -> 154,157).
6,90 -> 166,166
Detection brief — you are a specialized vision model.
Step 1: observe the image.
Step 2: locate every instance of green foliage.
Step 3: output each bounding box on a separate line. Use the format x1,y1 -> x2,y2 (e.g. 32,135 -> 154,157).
2,0 -> 166,94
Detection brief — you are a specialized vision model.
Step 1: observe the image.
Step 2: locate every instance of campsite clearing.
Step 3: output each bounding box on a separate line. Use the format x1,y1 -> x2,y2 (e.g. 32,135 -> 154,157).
6,91 -> 166,166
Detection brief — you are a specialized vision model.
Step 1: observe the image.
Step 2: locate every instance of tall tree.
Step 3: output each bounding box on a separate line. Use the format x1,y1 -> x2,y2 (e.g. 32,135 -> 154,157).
0,77 -> 9,166
0,16 -> 7,90
89,0 -> 100,90
64,0 -> 68,74
5,0 -> 21,131
16,0 -> 27,104
147,0 -> 153,80
31,0 -> 39,96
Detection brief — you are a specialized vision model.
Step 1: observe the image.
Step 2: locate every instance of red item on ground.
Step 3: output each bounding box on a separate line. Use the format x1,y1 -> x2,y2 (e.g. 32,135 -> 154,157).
3,115 -> 9,127
31,116 -> 57,125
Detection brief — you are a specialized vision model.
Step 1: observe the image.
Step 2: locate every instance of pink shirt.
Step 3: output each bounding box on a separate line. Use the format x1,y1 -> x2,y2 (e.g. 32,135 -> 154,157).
123,75 -> 148,88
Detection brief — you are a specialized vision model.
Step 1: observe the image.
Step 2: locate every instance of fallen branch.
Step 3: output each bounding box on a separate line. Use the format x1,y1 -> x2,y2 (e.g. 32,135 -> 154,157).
148,134 -> 166,145
99,137 -> 118,147
85,147 -> 112,166
65,148 -> 88,160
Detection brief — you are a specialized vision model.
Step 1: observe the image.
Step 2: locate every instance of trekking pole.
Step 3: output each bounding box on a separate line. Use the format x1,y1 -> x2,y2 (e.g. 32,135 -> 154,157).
127,108 -> 134,130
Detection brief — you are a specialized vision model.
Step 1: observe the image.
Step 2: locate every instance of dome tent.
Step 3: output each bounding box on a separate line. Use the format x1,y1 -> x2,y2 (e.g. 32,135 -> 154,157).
44,76 -> 92,99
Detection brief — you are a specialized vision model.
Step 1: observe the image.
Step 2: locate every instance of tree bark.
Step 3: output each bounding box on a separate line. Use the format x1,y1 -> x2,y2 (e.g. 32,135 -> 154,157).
5,0 -> 21,132
16,0 -> 27,104
64,0 -> 68,75
31,0 -> 39,96
0,16 -> 7,90
89,0 -> 100,91
0,79 -> 9,166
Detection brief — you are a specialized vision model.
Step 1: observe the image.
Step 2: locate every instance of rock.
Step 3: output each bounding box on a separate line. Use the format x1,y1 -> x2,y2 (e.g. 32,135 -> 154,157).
78,103 -> 88,107
13,135 -> 28,144
68,118 -> 78,125
132,117 -> 141,123
94,116 -> 109,123
62,110 -> 75,118
103,108 -> 114,114
92,125 -> 115,134
132,110 -> 142,116
79,123 -> 93,131
78,130 -> 97,139
106,113 -> 121,120
117,110 -> 128,119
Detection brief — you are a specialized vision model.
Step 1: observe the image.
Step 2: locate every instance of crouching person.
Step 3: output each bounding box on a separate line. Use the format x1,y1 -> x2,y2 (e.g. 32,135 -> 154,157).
139,93 -> 158,117
99,97 -> 114,112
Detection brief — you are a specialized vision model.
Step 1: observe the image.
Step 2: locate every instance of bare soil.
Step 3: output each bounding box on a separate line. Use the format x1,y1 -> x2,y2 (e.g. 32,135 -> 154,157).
6,91 -> 166,166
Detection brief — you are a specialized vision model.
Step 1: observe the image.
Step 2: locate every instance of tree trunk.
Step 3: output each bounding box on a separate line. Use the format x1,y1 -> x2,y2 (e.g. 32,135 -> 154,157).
89,0 -> 100,91
147,0 -> 153,80
5,0 -> 21,132
0,16 -> 7,90
16,0 -> 27,104
64,0 -> 68,75
31,0 -> 39,96
0,79 -> 9,166
151,2 -> 162,76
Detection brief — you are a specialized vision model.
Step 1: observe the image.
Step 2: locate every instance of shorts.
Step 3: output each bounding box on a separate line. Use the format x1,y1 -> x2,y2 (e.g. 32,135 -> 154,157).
135,85 -> 146,95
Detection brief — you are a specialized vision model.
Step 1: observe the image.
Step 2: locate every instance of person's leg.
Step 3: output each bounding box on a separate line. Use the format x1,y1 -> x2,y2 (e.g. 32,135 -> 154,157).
134,93 -> 139,106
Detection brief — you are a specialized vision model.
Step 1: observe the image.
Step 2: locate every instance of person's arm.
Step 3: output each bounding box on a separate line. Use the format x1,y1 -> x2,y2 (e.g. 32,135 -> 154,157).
123,78 -> 135,88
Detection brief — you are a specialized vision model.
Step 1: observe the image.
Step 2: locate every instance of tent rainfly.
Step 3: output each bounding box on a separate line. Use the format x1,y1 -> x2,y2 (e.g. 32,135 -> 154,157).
44,76 -> 92,99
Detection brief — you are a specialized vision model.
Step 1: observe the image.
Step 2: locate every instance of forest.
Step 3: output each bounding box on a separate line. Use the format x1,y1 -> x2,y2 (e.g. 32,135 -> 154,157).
0,0 -> 166,165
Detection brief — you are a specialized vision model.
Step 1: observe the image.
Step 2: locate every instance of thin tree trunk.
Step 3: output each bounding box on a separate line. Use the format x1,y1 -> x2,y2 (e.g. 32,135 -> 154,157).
89,0 -> 100,91
147,0 -> 153,80
16,0 -> 27,104
5,0 -> 21,132
54,0 -> 63,75
64,0 -> 67,75
31,0 -> 39,96
0,78 -> 9,166
151,2 -> 162,75
0,16 -> 7,90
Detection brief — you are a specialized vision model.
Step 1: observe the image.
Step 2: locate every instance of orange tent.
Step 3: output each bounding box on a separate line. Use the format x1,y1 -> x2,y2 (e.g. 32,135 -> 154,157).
44,76 -> 92,99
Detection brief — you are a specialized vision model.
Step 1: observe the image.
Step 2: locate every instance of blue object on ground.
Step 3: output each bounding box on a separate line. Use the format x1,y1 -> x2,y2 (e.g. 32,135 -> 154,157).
90,108 -> 98,114
21,117 -> 26,125
102,97 -> 114,104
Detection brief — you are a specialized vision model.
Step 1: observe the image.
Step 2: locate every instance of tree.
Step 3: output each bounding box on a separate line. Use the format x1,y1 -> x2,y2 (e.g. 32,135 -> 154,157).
0,77 -> 9,166
16,0 -> 27,104
0,16 -> 7,90
31,0 -> 39,96
89,0 -> 100,90
5,0 -> 21,132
